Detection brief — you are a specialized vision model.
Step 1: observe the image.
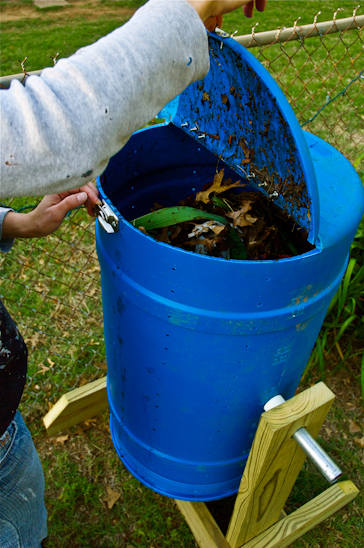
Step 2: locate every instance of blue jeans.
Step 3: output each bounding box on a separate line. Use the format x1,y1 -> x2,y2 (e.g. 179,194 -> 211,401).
0,411 -> 47,547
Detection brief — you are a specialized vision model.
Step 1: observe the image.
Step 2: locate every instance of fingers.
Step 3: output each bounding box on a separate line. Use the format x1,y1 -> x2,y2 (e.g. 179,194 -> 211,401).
204,0 -> 267,30
204,15 -> 219,32
53,192 -> 88,221
81,181 -> 101,205
80,181 -> 101,217
243,0 -> 267,18
256,0 -> 267,12
243,1 -> 255,18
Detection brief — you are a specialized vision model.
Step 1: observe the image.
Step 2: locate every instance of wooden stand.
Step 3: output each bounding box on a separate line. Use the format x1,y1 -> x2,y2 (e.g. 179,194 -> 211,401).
43,376 -> 107,436
43,380 -> 358,547
175,382 -> 358,548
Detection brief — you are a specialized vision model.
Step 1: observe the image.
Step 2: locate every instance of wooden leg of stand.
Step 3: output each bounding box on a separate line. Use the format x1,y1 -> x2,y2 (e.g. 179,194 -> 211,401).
226,382 -> 335,548
175,500 -> 231,548
175,382 -> 358,548
240,480 -> 358,548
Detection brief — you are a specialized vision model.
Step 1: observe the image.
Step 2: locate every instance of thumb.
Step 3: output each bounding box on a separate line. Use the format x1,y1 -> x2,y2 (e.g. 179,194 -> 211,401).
53,192 -> 88,219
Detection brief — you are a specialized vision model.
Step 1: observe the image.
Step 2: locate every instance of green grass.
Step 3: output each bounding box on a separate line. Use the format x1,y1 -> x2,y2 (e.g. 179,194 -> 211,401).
0,0 -> 144,75
32,410 -> 198,548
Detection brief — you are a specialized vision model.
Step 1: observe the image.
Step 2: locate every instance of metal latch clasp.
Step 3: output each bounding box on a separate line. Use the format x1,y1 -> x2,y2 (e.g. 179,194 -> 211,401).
214,27 -> 230,38
96,200 -> 119,233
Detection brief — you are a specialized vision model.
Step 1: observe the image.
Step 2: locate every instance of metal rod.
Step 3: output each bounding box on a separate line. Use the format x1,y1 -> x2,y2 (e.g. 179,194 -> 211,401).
0,69 -> 43,89
293,427 -> 342,484
235,15 -> 364,49
264,395 -> 342,484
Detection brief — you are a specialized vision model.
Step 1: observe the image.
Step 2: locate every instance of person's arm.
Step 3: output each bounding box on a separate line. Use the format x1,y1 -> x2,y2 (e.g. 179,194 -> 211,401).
0,0 -> 266,200
1,182 -> 100,242
1,0 -> 210,199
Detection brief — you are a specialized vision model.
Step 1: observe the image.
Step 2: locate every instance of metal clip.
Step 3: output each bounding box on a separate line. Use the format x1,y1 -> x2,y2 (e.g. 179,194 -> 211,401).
96,200 -> 119,233
215,27 -> 230,38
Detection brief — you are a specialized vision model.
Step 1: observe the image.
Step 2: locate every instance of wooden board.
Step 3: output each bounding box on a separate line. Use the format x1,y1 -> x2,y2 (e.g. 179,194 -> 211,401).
226,382 -> 335,548
43,376 -> 108,436
175,500 -> 231,548
175,481 -> 358,548
240,480 -> 358,548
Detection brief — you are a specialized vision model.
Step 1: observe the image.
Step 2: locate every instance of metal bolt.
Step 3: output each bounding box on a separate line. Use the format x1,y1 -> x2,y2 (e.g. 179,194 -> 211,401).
190,127 -> 198,132
269,191 -> 279,198
264,395 -> 342,484
197,134 -> 206,140
258,182 -> 268,187
181,122 -> 189,127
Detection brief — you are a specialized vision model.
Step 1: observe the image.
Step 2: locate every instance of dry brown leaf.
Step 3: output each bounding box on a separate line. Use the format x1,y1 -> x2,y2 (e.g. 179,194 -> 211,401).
74,423 -> 93,436
54,435 -> 69,446
211,225 -> 225,235
221,93 -> 230,109
349,419 -> 362,434
104,486 -> 121,509
37,364 -> 50,375
245,214 -> 259,224
195,169 -> 244,204
239,138 -> 250,158
26,332 -> 41,347
354,437 -> 364,447
47,357 -> 55,367
84,417 -> 98,427
156,226 -> 170,244
79,377 -> 89,387
227,202 -> 258,228
324,427 -> 333,438
202,91 -> 210,103
170,225 -> 182,240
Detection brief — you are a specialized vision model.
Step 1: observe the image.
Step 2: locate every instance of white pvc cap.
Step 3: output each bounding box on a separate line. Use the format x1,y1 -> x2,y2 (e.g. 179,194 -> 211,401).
264,395 -> 286,412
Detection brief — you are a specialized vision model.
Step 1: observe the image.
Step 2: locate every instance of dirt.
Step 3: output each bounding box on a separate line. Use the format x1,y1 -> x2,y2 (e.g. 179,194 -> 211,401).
0,0 -> 136,23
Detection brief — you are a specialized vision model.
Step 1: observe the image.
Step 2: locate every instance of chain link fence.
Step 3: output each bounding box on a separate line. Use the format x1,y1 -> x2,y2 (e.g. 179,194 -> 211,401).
1,9 -> 363,418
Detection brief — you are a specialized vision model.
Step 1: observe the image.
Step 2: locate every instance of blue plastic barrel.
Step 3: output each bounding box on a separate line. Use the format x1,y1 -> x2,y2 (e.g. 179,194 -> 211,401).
95,34 -> 364,501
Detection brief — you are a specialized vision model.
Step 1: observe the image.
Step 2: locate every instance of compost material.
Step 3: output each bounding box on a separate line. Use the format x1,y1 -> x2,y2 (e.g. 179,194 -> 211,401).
133,169 -> 315,261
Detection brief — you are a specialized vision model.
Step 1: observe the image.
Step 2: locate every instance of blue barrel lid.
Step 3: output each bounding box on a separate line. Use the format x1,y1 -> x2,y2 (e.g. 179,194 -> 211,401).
160,32 -> 319,244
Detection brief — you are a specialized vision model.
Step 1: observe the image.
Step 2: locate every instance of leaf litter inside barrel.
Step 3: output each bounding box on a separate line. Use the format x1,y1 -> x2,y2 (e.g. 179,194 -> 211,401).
131,169 -> 315,261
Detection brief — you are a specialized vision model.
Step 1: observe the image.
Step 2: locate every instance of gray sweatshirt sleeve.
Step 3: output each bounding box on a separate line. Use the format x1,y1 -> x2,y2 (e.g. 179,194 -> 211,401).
0,0 -> 209,198
0,208 -> 15,253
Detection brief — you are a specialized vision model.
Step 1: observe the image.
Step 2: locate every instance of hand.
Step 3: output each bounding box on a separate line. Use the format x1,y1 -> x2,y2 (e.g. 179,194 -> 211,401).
187,1 -> 267,32
2,182 -> 101,239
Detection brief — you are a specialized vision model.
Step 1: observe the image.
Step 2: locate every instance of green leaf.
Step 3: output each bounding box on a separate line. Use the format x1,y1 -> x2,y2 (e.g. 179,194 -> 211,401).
211,196 -> 232,211
131,206 -> 228,230
227,227 -> 247,260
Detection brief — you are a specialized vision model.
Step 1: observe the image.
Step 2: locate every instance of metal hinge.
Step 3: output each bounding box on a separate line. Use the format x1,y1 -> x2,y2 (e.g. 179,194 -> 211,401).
96,200 -> 119,233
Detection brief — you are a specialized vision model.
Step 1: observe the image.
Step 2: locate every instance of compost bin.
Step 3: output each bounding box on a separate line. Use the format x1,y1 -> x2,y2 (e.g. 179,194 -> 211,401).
95,32 -> 364,501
